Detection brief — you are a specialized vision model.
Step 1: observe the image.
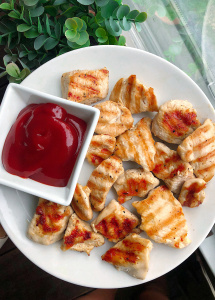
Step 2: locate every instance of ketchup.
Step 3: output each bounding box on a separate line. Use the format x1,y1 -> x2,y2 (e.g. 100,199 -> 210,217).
2,103 -> 87,187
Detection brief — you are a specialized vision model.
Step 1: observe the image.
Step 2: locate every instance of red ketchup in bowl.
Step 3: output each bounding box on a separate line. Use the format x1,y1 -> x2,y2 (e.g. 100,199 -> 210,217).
2,103 -> 87,187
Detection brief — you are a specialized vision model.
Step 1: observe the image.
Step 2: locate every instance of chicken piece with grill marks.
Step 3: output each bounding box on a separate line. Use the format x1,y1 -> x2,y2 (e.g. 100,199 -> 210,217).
152,100 -> 200,144
61,214 -> 104,255
178,178 -> 206,208
132,185 -> 191,249
71,183 -> 93,221
152,142 -> 194,194
28,198 -> 73,245
86,134 -> 116,166
61,68 -> 109,105
102,233 -> 153,280
87,155 -> 124,211
94,101 -> 134,137
113,169 -> 160,204
91,199 -> 139,243
109,75 -> 158,114
177,119 -> 215,182
114,117 -> 156,172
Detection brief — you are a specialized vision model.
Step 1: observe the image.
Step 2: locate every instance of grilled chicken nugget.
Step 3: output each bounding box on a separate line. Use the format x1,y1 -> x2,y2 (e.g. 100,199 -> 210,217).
71,184 -> 93,221
94,101 -> 134,137
61,214 -> 104,255
91,199 -> 139,243
114,117 -> 156,171
102,233 -> 153,280
28,198 -> 72,245
178,178 -> 206,208
61,67 -> 109,105
152,142 -> 194,194
110,75 -> 158,114
86,134 -> 116,166
152,100 -> 200,144
133,186 -> 191,249
87,155 -> 124,211
113,169 -> 159,204
177,119 -> 215,182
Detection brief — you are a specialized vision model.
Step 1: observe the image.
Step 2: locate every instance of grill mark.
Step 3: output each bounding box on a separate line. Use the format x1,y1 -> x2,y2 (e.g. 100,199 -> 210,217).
125,75 -> 135,109
193,149 -> 215,163
193,136 -> 215,151
161,219 -> 186,241
70,82 -> 100,95
147,87 -> 158,111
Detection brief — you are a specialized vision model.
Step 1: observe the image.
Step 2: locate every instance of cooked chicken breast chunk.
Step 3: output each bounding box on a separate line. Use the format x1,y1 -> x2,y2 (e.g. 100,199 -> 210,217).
102,233 -> 153,280
114,117 -> 156,172
87,155 -> 124,211
71,184 -> 93,221
177,119 -> 215,182
113,169 -> 160,204
61,214 -> 104,255
91,199 -> 139,243
152,142 -> 194,194
152,100 -> 200,144
86,134 -> 116,166
109,75 -> 158,114
178,178 -> 206,208
132,186 -> 191,249
28,198 -> 72,245
94,101 -> 134,137
61,67 -> 109,105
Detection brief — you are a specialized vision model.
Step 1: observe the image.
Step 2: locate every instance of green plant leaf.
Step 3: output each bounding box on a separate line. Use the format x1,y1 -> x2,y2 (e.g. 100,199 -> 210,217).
135,22 -> 141,32
19,68 -> 30,80
24,27 -> 39,38
118,35 -> 126,45
95,28 -> 106,38
8,10 -> 20,19
95,0 -> 109,7
116,5 -> 130,19
23,0 -> 39,6
76,31 -> 89,45
54,23 -> 61,40
44,37 -> 59,50
0,71 -> 7,79
65,18 -> 78,30
17,24 -> 32,32
98,36 -> 108,43
0,3 -> 11,10
95,11 -> 104,24
77,0 -> 94,5
28,52 -> 37,61
19,51 -> 28,58
3,54 -> 12,66
120,16 -> 131,31
109,16 -> 121,36
101,0 -> 119,19
54,0 -> 67,4
34,34 -> 49,50
38,17 -> 43,34
65,29 -> 77,41
135,12 -> 147,23
126,10 -> 139,20
156,4 -> 166,18
30,6 -> 44,17
6,62 -> 20,78
44,5 -> 58,17
46,15 -> 52,36
73,17 -> 83,30
58,47 -> 70,55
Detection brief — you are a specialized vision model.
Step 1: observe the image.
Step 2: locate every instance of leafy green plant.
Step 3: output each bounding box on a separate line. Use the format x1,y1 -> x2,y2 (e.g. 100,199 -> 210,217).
0,0 -> 147,82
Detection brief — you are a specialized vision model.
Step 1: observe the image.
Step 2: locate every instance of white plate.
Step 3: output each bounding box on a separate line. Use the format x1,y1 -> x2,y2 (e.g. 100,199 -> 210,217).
0,45 -> 215,289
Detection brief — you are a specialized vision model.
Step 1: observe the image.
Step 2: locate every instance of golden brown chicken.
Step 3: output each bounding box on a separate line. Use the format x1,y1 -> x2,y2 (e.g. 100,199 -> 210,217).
71,184 -> 93,221
109,74 -> 158,113
152,100 -> 200,144
61,67 -> 109,105
132,186 -> 191,249
114,117 -> 156,172
102,233 -> 153,280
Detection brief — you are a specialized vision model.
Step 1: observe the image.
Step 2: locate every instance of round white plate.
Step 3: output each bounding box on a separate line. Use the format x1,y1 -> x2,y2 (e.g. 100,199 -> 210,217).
0,45 -> 215,288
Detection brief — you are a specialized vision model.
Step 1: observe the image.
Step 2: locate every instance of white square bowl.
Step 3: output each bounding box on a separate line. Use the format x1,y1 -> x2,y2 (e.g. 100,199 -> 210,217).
0,83 -> 100,206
